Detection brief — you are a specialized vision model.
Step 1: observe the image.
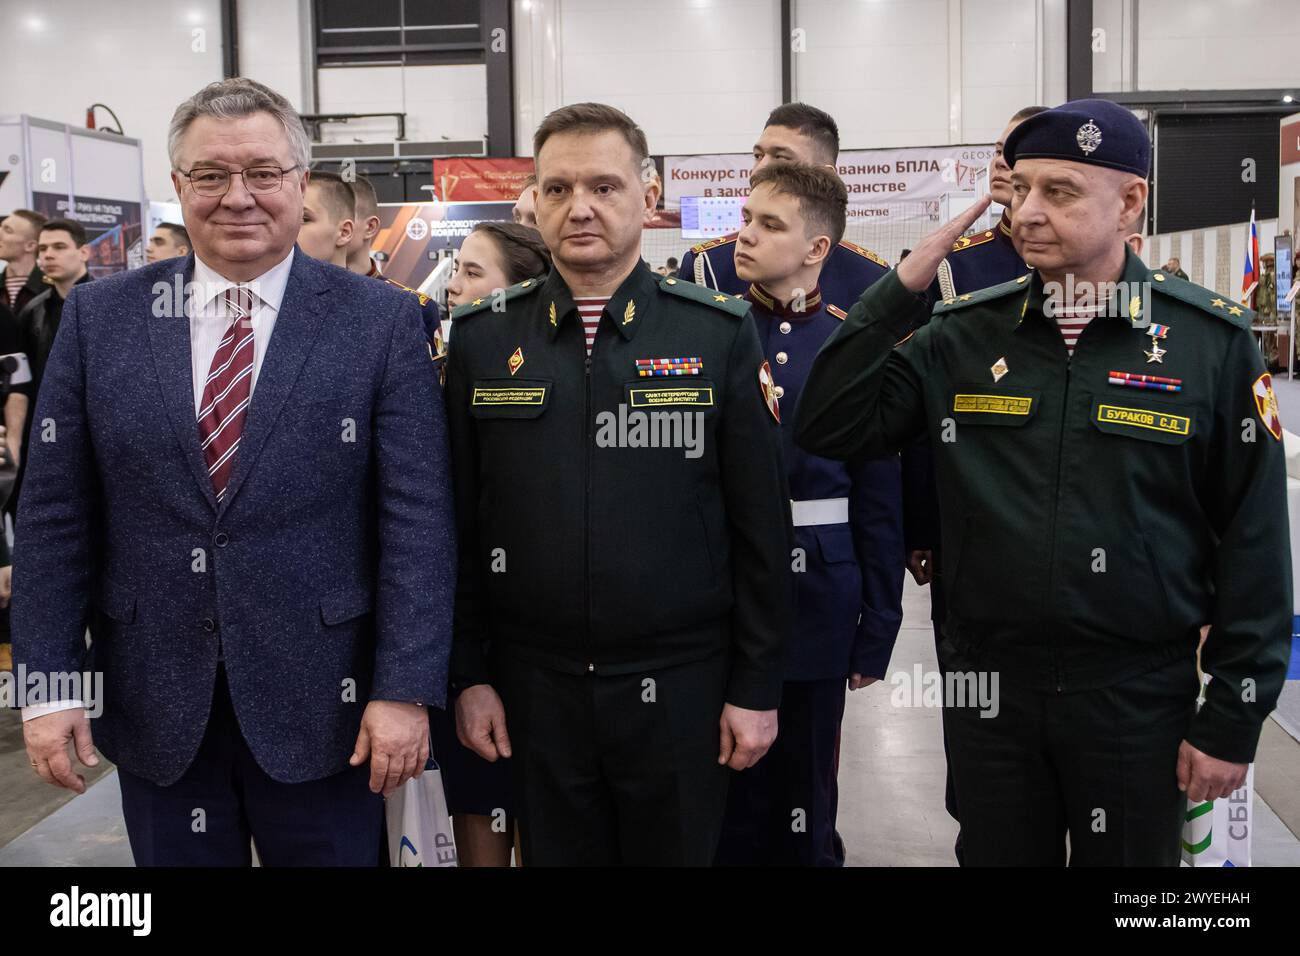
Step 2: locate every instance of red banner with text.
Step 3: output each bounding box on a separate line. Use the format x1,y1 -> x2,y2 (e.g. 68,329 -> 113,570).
432,158 -> 536,202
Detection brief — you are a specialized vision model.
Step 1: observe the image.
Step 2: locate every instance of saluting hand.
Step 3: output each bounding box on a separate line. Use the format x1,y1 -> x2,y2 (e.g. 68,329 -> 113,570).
896,195 -> 994,294
718,703 -> 777,771
1177,740 -> 1248,803
455,683 -> 512,762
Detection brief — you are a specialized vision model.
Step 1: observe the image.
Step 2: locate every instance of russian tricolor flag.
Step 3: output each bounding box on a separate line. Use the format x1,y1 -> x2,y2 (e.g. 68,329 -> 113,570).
1242,204 -> 1259,307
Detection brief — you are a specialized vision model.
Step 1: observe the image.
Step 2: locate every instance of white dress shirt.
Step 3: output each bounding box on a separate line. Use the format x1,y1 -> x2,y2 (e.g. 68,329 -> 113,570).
21,249 -> 296,722
187,249 -> 293,414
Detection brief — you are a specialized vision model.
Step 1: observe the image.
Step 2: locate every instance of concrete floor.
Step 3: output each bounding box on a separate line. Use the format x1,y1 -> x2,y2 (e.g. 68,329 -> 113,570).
2,578 -> 1298,866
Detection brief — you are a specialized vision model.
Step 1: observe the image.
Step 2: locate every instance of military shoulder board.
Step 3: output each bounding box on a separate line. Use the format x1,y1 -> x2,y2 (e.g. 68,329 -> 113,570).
450,275 -> 544,321
1149,271 -> 1253,330
932,273 -> 1030,314
838,240 -> 890,269
660,276 -> 750,317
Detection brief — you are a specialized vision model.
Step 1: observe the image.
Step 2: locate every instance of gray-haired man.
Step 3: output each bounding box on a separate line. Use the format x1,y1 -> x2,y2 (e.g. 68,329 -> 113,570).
13,78 -> 454,866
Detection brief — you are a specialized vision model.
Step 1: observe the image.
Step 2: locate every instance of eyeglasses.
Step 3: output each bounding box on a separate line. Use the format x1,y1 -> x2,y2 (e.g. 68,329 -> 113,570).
178,165 -> 301,197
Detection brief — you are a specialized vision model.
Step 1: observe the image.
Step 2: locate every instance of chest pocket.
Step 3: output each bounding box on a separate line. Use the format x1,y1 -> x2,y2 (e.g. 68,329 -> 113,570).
1090,396 -> 1194,445
470,378 -> 551,420
949,385 -> 1041,427
623,379 -> 718,410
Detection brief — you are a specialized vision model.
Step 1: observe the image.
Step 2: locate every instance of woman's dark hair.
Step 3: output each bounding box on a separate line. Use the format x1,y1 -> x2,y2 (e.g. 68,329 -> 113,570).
470,221 -> 551,284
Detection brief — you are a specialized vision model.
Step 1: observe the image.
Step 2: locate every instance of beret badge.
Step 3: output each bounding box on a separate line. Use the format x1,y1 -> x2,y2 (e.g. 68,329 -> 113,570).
1076,119 -> 1102,155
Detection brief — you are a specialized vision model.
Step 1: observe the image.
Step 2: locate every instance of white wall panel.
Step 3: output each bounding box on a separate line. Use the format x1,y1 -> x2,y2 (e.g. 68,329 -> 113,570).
0,0 -> 224,201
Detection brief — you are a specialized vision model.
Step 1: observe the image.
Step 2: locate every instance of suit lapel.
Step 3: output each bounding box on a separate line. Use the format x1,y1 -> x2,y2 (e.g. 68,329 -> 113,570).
218,249 -> 327,515
147,253 -> 218,511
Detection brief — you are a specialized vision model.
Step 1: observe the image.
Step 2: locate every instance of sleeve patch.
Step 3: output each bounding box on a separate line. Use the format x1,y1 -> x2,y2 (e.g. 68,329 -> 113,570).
1253,372 -> 1283,440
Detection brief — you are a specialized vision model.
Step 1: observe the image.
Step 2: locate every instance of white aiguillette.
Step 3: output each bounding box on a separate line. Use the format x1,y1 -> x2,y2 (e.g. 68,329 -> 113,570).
991,356 -> 1010,383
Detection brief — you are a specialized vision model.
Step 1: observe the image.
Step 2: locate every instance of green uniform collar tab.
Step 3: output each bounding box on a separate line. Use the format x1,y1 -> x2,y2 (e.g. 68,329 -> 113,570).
543,260 -> 656,342
1022,245 -> 1155,330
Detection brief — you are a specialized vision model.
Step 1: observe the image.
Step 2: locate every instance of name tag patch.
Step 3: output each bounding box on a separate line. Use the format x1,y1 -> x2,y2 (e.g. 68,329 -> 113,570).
1096,403 -> 1190,436
628,386 -> 714,408
952,394 -> 1033,416
472,386 -> 547,406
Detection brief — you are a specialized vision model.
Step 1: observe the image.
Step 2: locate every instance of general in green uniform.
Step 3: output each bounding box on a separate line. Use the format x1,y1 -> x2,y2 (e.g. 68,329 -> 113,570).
446,103 -> 794,866
796,99 -> 1292,866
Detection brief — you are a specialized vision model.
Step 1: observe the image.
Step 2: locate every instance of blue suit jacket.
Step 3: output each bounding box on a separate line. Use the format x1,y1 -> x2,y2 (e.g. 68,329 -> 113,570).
750,285 -> 904,681
11,249 -> 456,786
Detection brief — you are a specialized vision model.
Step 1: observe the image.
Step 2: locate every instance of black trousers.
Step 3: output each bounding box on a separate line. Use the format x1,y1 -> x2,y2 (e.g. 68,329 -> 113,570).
495,651 -> 730,866
715,676 -> 845,866
945,653 -> 1197,866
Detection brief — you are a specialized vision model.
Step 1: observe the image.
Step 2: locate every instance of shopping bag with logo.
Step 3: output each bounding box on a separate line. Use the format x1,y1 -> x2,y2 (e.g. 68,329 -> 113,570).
1180,765 -> 1254,867
1180,670 -> 1253,867
386,758 -> 458,867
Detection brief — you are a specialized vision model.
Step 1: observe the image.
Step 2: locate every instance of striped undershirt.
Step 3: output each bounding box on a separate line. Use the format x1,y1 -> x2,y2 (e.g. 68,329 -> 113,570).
5,272 -> 28,304
1051,302 -> 1102,357
573,296 -> 610,355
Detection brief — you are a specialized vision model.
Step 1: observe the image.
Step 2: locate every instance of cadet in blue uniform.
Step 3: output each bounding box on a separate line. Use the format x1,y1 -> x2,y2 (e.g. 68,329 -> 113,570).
375,272 -> 443,359
677,103 -> 891,308
905,107 -> 1045,853
925,103 -> 1047,311
713,162 -> 903,866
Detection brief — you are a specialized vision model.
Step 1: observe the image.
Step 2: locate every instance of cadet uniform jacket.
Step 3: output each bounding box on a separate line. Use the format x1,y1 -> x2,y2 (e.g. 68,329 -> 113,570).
746,284 -> 904,681
680,235 -> 891,311
446,262 -> 795,711
795,248 -> 1292,763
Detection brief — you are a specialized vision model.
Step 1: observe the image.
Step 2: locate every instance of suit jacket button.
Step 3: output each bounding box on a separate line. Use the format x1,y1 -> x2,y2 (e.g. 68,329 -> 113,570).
775,385 -> 785,399
779,321 -> 792,334
202,618 -> 216,632
776,351 -> 789,365
214,532 -> 229,548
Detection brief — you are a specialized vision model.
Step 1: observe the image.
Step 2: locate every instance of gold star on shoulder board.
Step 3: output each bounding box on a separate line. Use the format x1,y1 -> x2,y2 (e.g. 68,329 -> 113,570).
1228,305 -> 1244,316
713,294 -> 729,303
1210,297 -> 1226,309
958,294 -> 971,301
472,297 -> 483,306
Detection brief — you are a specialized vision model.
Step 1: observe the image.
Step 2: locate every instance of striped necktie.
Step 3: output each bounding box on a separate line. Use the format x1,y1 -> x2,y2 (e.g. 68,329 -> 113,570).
197,285 -> 256,502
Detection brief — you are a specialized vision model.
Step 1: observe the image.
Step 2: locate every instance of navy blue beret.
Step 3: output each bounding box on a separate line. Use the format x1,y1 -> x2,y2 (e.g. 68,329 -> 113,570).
1004,98 -> 1150,178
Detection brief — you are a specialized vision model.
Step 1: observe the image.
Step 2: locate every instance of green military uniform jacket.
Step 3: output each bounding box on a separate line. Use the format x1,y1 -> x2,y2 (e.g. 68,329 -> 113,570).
446,261 -> 794,710
795,247 -> 1291,762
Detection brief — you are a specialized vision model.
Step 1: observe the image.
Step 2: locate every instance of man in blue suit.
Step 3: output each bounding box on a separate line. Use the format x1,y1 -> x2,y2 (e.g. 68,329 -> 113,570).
12,78 -> 455,866
678,103 -> 891,308
715,162 -> 903,866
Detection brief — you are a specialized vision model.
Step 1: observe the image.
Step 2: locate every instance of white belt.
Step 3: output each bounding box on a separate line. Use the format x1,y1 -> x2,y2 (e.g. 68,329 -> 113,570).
790,497 -> 849,527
